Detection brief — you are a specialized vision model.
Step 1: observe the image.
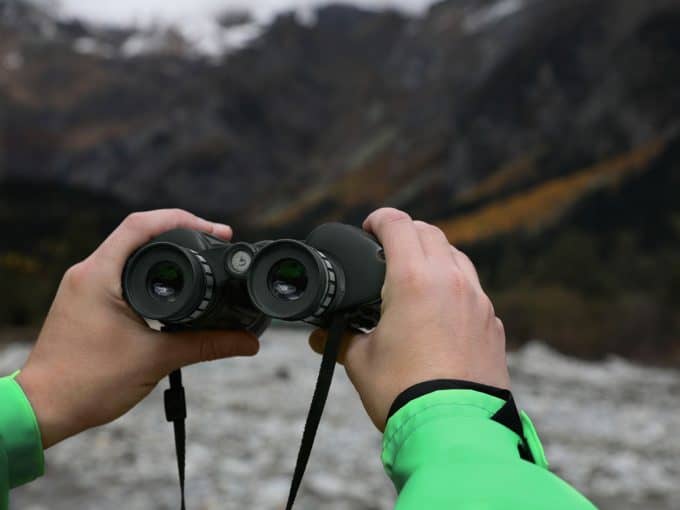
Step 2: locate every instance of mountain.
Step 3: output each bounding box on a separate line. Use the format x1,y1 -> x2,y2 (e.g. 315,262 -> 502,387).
1,0 -> 679,362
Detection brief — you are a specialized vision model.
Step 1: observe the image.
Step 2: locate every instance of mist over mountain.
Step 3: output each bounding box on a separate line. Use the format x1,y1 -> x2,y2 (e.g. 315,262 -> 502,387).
1,0 -> 679,362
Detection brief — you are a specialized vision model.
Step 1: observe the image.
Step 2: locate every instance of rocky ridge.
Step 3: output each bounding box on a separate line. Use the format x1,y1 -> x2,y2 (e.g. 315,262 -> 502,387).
2,0 -> 678,226
1,0 -> 679,362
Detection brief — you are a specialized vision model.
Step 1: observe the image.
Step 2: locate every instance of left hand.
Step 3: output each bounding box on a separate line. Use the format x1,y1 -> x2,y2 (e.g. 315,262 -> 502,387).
16,209 -> 260,449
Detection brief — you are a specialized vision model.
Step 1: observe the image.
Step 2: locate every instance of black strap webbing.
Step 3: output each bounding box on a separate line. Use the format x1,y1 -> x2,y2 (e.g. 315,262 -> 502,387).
165,369 -> 187,510
163,313 -> 348,510
285,313 -> 348,509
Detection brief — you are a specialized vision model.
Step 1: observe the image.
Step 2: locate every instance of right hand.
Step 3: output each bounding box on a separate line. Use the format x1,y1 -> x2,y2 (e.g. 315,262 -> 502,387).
309,208 -> 510,431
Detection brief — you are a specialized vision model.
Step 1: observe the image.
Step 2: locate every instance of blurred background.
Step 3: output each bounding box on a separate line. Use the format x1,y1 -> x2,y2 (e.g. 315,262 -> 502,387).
1,0 -> 679,508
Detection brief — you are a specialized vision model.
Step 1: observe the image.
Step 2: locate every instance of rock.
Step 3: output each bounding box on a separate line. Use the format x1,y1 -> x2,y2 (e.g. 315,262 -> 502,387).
275,365 -> 291,380
3,329 -> 680,509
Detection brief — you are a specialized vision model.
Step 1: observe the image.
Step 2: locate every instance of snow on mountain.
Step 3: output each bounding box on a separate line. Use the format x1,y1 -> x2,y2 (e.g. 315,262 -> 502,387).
464,0 -> 526,32
36,0 -> 437,55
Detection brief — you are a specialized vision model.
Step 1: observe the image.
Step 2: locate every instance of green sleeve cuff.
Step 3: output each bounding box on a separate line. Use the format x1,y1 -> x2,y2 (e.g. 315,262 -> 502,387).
382,389 -> 532,488
381,389 -> 599,509
0,372 -> 45,488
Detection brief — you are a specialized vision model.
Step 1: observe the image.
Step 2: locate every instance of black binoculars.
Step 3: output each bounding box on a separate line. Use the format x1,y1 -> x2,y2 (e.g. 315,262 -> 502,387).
122,223 -> 386,334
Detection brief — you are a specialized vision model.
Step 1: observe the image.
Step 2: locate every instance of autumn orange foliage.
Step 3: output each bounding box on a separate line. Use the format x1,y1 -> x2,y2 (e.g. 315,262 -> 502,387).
254,133 -> 447,229
455,150 -> 541,205
438,138 -> 667,245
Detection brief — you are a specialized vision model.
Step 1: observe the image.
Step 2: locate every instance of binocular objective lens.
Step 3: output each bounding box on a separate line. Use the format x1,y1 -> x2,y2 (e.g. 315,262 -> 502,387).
268,259 -> 308,301
148,261 -> 184,303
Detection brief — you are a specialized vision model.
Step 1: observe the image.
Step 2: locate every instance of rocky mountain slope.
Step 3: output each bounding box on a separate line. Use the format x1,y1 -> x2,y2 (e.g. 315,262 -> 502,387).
4,328 -> 680,510
2,0 -> 678,221
1,0 -> 679,361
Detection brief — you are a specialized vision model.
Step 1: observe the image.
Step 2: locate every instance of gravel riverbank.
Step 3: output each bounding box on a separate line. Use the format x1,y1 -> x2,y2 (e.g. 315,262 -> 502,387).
2,327 -> 679,509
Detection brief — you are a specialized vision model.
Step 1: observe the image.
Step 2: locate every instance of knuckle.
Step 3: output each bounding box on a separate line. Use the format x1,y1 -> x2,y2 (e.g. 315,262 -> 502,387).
167,208 -> 202,229
124,209 -> 193,232
427,223 -> 444,236
200,337 -> 221,362
378,207 -> 412,225
415,221 -> 444,237
168,208 -> 190,220
494,317 -> 507,346
453,246 -> 476,270
478,292 -> 495,316
123,211 -> 147,229
397,266 -> 429,292
62,261 -> 88,290
456,248 -> 473,266
442,267 -> 466,293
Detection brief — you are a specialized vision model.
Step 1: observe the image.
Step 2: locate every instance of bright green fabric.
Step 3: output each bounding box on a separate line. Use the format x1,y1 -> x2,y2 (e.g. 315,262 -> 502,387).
382,389 -> 597,509
0,372 -> 45,510
0,376 -> 599,510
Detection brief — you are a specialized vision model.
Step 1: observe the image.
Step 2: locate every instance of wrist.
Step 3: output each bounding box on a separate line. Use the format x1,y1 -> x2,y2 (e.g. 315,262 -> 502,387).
15,367 -> 73,449
387,379 -> 512,421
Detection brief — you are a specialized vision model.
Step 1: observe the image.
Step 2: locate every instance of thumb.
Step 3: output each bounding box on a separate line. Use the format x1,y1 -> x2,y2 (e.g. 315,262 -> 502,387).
163,330 -> 260,370
308,328 -> 365,367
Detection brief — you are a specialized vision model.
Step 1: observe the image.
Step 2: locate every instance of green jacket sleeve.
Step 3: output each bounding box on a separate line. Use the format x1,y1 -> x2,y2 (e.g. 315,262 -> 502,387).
382,389 -> 597,509
0,372 -> 45,510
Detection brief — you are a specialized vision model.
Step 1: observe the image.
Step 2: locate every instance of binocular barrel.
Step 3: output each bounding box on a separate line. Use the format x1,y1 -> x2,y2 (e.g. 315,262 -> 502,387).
122,223 -> 386,333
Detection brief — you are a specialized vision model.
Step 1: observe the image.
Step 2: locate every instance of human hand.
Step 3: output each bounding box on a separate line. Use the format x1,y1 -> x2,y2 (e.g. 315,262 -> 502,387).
16,209 -> 260,448
309,208 -> 510,431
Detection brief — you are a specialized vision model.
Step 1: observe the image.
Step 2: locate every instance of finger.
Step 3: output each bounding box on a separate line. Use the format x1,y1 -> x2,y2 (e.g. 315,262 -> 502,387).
308,328 -> 365,367
413,221 -> 457,264
97,209 -> 233,270
363,208 -> 425,280
209,222 -> 233,241
450,245 -> 484,292
161,329 -> 260,372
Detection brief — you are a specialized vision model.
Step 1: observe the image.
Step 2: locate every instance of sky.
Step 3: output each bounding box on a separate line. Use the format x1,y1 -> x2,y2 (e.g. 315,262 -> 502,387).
38,0 -> 439,54
49,0 -> 437,26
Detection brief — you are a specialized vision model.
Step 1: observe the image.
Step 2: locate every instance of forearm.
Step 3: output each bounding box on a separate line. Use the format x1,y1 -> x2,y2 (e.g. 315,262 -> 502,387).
382,388 -> 597,510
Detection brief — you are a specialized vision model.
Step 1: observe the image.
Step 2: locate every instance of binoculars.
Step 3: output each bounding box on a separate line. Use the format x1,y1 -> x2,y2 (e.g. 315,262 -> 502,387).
122,223 -> 386,334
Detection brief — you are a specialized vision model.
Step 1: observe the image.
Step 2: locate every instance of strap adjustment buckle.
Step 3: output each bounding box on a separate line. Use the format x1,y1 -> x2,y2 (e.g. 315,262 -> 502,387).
164,386 -> 187,422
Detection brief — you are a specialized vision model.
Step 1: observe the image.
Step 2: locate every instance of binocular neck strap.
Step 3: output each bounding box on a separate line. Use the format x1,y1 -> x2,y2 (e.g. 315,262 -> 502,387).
162,313 -> 348,510
165,368 -> 187,510
285,312 -> 348,509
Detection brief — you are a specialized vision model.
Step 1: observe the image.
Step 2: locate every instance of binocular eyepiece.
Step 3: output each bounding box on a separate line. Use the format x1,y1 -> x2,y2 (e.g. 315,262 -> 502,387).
122,223 -> 386,334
